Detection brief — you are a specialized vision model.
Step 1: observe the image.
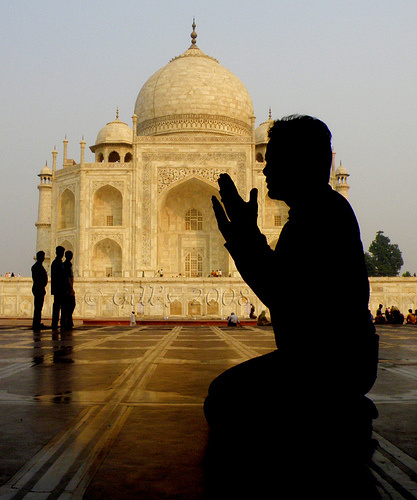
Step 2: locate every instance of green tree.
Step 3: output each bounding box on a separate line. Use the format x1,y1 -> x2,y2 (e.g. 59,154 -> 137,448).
365,231 -> 403,277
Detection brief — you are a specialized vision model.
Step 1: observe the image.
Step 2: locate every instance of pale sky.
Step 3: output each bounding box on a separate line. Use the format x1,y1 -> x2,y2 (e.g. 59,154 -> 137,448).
1,0 -> 417,276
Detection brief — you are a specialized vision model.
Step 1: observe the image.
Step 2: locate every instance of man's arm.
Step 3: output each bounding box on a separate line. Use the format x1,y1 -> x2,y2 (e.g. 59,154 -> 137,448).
212,174 -> 278,307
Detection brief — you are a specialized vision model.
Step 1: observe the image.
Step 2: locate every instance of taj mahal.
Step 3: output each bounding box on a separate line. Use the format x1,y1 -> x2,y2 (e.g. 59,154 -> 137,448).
31,22 -> 351,319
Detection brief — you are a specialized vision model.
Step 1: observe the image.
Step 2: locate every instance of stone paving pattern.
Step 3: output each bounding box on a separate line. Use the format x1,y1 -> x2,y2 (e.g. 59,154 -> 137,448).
0,321 -> 416,498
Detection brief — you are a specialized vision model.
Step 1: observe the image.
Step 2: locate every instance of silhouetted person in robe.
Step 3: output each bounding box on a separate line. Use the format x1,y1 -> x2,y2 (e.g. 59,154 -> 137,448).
61,250 -> 75,330
51,246 -> 66,330
204,115 -> 379,498
31,251 -> 48,333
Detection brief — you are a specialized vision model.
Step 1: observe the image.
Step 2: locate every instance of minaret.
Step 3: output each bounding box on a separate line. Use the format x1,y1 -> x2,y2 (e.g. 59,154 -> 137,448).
335,161 -> 350,199
63,136 -> 68,166
330,151 -> 336,182
52,145 -> 58,175
80,136 -> 86,165
35,161 -> 53,269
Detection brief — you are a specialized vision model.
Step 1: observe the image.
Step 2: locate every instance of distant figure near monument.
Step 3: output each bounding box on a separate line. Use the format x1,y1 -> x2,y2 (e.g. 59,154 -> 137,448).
204,115 -> 379,498
62,250 -> 75,330
31,251 -> 48,333
51,246 -> 66,330
130,311 -> 136,326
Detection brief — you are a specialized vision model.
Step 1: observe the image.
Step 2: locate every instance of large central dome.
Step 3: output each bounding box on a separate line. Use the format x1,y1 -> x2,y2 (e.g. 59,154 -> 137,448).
134,26 -> 254,137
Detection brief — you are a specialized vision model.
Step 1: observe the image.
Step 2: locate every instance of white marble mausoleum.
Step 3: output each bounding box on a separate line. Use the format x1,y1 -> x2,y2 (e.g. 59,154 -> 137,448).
33,23 -> 350,318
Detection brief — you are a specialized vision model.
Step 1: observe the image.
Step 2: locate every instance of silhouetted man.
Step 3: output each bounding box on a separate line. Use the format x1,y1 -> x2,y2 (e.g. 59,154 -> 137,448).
51,246 -> 66,330
205,115 -> 379,497
31,251 -> 48,333
62,250 -> 75,330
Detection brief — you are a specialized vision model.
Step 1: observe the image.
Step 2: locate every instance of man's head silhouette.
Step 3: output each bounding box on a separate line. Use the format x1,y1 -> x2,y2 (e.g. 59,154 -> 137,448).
56,246 -> 65,259
263,115 -> 332,205
36,251 -> 45,262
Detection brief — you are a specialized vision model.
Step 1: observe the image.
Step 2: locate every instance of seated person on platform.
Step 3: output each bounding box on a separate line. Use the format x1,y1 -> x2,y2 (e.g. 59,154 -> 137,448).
374,309 -> 387,324
375,304 -> 386,324
390,305 -> 404,324
257,309 -> 271,326
204,116 -> 379,492
406,309 -> 416,324
227,312 -> 241,327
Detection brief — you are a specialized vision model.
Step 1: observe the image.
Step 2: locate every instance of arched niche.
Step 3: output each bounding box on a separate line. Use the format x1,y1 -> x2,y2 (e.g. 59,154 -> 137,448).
188,300 -> 202,316
91,238 -> 122,277
170,299 -> 182,316
108,151 -> 120,163
93,185 -> 123,227
207,300 -> 219,315
58,189 -> 75,229
124,152 -> 133,162
158,177 -> 229,277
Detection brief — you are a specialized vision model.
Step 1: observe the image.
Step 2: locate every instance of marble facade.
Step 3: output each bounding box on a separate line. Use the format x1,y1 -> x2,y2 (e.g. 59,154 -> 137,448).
1,278 -> 417,320
0,278 -> 261,320
33,24 -> 351,319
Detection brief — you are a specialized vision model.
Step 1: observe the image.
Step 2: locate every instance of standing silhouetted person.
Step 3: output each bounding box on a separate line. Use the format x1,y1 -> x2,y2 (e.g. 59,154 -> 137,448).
51,246 -> 66,330
205,115 -> 379,498
31,251 -> 48,333
62,250 -> 75,330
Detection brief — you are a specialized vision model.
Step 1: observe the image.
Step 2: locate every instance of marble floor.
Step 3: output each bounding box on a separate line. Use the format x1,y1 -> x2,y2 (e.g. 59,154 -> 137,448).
0,322 -> 416,498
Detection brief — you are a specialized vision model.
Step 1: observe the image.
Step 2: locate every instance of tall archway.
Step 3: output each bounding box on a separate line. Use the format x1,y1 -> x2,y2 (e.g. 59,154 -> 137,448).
93,185 -> 123,227
58,189 -> 75,229
91,238 -> 122,277
158,177 -> 229,277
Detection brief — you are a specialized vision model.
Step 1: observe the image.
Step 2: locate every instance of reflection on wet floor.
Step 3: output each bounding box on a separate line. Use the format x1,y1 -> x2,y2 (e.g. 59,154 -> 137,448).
31,330 -> 74,365
0,323 -> 276,497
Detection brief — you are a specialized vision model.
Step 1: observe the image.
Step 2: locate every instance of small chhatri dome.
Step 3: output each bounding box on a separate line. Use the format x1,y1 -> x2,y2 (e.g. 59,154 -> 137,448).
134,20 -> 254,137
40,162 -> 52,176
335,162 -> 348,176
94,111 -> 133,146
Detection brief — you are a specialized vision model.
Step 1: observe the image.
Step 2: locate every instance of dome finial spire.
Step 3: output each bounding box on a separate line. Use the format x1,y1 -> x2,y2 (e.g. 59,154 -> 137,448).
190,18 -> 197,47
116,107 -> 119,120
269,107 -> 272,119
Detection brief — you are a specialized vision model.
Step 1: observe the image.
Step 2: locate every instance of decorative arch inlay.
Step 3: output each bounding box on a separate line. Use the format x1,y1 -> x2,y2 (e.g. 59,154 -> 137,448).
91,233 -> 123,247
58,183 -> 76,198
58,235 -> 75,248
91,180 -> 124,194
158,167 -> 223,195
141,152 -> 247,267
